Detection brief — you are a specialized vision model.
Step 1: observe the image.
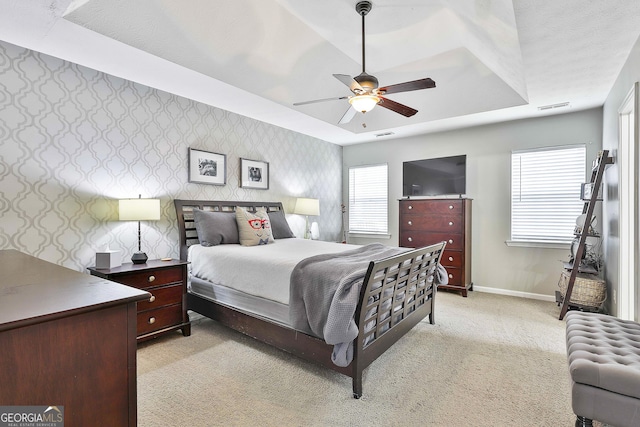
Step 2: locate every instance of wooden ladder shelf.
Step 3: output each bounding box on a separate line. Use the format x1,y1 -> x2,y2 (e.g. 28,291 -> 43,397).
559,150 -> 613,320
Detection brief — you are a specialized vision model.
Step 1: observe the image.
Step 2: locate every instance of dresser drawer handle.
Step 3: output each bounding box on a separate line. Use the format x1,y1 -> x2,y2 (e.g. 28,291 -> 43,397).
448,274 -> 453,279
448,221 -> 454,226
408,205 -> 413,210
448,256 -> 454,262
148,317 -> 156,325
449,205 -> 454,210
448,239 -> 454,244
407,237 -> 413,242
149,295 -> 156,303
148,275 -> 156,283
407,220 -> 412,226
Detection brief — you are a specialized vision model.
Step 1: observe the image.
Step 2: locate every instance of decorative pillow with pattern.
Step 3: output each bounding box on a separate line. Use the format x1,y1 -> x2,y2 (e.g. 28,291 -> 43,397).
235,206 -> 275,246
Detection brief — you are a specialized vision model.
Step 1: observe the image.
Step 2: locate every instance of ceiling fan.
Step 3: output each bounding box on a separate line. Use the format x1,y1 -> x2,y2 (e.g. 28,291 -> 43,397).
294,1 -> 436,125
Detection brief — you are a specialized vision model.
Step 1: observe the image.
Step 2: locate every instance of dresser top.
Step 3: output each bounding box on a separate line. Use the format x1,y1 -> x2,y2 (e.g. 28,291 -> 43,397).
0,250 -> 150,331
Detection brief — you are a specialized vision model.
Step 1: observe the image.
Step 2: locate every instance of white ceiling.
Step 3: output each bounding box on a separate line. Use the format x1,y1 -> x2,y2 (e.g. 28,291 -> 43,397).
1,0 -> 640,145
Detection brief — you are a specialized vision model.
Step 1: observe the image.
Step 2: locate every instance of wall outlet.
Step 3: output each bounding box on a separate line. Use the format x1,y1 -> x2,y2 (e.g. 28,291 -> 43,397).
613,289 -> 617,304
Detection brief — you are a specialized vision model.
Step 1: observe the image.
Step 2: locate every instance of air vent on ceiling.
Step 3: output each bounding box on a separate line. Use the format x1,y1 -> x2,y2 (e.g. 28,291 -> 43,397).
538,102 -> 570,111
375,132 -> 395,137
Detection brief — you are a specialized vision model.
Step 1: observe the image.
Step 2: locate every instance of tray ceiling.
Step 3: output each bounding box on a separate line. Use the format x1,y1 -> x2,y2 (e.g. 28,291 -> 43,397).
2,0 -> 640,144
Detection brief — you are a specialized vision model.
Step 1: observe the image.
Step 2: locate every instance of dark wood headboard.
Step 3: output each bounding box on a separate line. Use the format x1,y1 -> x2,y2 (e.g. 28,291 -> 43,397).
173,200 -> 285,261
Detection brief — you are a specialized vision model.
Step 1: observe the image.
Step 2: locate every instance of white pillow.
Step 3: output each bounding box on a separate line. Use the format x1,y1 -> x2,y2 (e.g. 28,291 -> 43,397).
235,207 -> 275,246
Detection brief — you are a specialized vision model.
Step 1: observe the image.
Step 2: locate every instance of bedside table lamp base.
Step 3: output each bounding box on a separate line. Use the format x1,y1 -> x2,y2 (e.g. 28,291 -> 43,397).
131,251 -> 148,264
294,197 -> 320,240
119,195 -> 160,267
131,220 -> 148,264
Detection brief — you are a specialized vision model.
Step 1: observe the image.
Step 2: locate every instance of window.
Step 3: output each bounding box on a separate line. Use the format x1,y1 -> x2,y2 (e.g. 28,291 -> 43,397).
510,145 -> 586,245
348,164 -> 388,235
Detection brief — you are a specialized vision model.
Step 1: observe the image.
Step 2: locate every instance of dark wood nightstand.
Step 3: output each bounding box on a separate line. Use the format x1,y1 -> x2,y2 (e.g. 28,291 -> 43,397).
88,259 -> 191,342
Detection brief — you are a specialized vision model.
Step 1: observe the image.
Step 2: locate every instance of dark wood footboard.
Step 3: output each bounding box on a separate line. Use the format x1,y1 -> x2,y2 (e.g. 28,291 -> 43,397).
174,199 -> 445,398
350,242 -> 444,397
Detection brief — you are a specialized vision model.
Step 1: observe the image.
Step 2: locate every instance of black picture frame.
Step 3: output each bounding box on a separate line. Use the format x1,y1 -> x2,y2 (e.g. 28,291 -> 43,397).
240,158 -> 269,190
189,148 -> 227,185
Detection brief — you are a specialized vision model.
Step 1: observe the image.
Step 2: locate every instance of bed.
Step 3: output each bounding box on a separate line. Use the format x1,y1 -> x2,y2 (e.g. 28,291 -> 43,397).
174,199 -> 446,398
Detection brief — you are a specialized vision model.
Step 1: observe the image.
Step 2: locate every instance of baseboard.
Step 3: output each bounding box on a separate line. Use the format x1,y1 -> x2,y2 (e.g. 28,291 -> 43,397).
473,285 -> 556,302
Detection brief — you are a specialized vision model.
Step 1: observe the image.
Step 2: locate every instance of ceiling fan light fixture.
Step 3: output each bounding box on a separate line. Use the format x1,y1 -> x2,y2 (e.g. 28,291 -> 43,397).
349,94 -> 380,113
292,0 -> 434,124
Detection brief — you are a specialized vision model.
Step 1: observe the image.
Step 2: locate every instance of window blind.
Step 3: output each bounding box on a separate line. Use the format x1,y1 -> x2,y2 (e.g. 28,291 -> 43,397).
349,164 -> 388,234
511,145 -> 586,243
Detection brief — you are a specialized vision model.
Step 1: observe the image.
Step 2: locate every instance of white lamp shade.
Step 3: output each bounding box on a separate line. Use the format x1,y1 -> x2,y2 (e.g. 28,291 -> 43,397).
349,94 -> 380,113
294,198 -> 320,216
119,198 -> 161,221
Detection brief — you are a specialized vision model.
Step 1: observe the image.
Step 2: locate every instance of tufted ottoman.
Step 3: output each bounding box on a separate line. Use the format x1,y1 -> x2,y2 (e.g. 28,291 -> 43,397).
566,311 -> 640,427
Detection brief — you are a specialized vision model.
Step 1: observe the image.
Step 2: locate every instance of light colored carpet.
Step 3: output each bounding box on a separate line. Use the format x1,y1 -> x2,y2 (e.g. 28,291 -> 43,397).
136,291 -> 594,426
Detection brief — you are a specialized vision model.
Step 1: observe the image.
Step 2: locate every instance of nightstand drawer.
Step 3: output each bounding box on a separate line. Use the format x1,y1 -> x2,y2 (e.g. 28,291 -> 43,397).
115,267 -> 183,289
137,283 -> 183,312
137,304 -> 183,336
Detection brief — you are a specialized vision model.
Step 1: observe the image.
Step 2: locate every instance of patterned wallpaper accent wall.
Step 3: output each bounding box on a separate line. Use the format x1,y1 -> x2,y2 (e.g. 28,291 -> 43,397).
0,41 -> 343,271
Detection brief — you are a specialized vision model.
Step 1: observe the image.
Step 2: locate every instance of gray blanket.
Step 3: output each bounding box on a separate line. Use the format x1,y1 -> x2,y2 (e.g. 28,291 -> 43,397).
289,243 -> 408,367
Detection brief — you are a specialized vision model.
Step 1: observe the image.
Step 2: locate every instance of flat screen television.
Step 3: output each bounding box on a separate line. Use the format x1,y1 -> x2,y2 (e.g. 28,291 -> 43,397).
402,155 -> 466,197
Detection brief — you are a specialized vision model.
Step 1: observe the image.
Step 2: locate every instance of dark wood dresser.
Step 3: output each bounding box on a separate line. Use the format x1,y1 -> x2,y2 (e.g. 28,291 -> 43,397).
88,259 -> 191,341
0,249 -> 150,426
399,198 -> 472,296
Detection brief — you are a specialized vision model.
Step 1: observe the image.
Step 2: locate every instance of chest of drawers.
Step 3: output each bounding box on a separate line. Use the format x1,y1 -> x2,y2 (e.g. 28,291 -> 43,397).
1,250 -> 150,426
399,198 -> 472,296
89,259 -> 191,341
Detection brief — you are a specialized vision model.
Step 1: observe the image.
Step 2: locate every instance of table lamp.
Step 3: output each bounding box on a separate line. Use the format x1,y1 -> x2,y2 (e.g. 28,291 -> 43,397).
119,195 -> 160,264
294,197 -> 319,239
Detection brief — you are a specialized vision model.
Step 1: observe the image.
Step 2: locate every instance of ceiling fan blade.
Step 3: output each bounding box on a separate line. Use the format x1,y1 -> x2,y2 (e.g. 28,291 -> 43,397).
378,97 -> 418,117
294,96 -> 349,106
333,74 -> 364,93
378,78 -> 436,95
338,106 -> 357,124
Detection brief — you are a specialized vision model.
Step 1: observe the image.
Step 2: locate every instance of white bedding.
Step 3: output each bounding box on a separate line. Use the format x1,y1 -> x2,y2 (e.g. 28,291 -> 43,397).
188,238 -> 360,305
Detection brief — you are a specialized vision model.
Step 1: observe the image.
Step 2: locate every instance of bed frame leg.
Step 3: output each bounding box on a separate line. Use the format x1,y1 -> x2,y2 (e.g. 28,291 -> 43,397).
575,415 -> 593,427
352,373 -> 363,399
430,289 -> 436,324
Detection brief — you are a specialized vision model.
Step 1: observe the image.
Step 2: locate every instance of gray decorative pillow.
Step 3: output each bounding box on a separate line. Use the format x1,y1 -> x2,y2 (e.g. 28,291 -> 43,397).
193,209 -> 239,246
268,210 -> 295,239
235,207 -> 274,246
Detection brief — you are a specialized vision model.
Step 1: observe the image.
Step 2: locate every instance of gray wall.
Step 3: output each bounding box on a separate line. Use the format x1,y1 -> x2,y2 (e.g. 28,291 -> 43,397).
344,109 -> 603,298
601,33 -> 640,317
0,41 -> 342,271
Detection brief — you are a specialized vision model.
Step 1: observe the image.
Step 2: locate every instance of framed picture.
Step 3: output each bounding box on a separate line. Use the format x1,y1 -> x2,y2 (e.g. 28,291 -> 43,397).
189,148 -> 226,185
580,182 -> 602,201
240,158 -> 269,190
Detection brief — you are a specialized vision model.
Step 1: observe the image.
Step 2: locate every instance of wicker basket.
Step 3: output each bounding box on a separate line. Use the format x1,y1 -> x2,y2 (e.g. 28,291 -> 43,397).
558,270 -> 606,307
